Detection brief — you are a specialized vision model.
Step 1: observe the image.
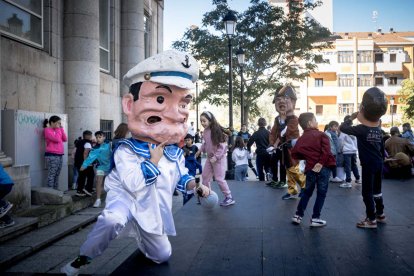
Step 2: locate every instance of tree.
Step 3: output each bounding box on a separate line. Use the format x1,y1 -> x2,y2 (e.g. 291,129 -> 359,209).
398,79 -> 414,124
172,0 -> 332,124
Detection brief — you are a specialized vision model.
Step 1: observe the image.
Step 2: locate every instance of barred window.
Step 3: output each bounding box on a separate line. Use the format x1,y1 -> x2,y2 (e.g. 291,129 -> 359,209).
315,78 -> 323,87
375,77 -> 383,86
357,74 -> 372,87
357,51 -> 372,62
99,0 -> 110,72
0,0 -> 43,47
338,104 -> 354,115
100,120 -> 113,140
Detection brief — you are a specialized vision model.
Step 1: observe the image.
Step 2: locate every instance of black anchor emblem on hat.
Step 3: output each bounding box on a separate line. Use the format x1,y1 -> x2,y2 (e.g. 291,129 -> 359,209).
181,55 -> 191,68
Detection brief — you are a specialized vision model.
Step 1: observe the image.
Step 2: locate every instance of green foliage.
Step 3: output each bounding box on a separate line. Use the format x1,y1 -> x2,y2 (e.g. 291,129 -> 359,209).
398,79 -> 414,123
172,0 -> 332,120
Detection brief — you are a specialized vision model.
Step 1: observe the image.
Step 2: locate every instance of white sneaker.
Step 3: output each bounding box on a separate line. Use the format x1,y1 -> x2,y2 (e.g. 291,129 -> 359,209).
354,179 -> 361,184
339,182 -> 352,188
291,215 -> 302,225
310,218 -> 327,227
71,183 -> 77,190
331,177 -> 343,183
93,199 -> 101,208
61,262 -> 79,276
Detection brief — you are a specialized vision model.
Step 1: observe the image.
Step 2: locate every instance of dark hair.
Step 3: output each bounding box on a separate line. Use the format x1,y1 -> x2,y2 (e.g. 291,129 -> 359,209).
234,136 -> 245,150
328,121 -> 339,128
130,82 -> 143,101
95,130 -> 105,137
390,127 -> 400,136
360,87 -> 388,122
43,115 -> 61,128
298,112 -> 315,130
113,123 -> 129,139
82,130 -> 93,138
402,123 -> 411,129
258,117 -> 267,127
200,111 -> 226,145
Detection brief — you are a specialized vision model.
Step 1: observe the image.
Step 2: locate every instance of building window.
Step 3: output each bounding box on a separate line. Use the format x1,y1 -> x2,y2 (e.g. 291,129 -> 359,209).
315,78 -> 323,87
389,53 -> 396,63
100,120 -> 113,140
375,77 -> 383,86
99,0 -> 110,72
338,74 -> 354,87
338,103 -> 354,115
375,53 -> 383,62
0,0 -> 43,47
338,51 -> 353,63
388,77 -> 398,85
357,74 -> 372,87
315,105 -> 323,115
144,11 -> 151,58
357,51 -> 372,62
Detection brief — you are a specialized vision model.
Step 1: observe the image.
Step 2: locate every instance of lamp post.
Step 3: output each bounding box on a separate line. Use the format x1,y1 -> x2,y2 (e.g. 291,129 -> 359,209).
196,82 -> 199,132
236,47 -> 246,125
390,96 -> 395,127
223,10 -> 237,180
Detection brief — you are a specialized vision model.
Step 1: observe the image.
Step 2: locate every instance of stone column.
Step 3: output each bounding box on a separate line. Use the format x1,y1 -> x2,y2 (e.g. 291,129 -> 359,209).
120,0 -> 145,85
64,0 -> 100,144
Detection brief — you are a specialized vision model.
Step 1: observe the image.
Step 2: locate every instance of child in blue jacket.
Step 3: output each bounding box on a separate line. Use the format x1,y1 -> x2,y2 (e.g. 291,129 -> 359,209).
81,131 -> 112,208
0,164 -> 15,228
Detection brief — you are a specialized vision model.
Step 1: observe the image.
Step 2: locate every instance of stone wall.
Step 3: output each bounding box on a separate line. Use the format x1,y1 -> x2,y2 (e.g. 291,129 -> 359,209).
4,165 -> 31,210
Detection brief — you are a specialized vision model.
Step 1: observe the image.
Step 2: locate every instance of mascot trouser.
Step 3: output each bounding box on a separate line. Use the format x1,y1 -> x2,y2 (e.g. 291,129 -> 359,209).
202,158 -> 231,197
286,164 -> 306,195
79,197 -> 171,264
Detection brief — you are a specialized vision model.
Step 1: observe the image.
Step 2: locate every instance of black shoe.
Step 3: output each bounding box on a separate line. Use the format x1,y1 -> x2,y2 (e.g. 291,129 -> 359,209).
173,190 -> 179,196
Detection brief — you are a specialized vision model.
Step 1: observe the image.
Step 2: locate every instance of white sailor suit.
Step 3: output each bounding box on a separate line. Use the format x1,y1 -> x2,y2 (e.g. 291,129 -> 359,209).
79,138 -> 193,263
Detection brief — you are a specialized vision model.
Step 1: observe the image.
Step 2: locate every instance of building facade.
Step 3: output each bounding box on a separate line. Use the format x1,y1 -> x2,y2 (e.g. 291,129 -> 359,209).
296,31 -> 414,128
0,0 -> 164,188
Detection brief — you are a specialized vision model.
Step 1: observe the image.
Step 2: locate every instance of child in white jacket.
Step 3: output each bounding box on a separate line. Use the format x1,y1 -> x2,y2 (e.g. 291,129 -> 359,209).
232,136 -> 250,181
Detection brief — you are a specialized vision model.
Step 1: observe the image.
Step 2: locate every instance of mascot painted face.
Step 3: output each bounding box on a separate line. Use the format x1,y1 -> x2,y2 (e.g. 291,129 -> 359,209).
274,85 -> 297,116
122,50 -> 199,144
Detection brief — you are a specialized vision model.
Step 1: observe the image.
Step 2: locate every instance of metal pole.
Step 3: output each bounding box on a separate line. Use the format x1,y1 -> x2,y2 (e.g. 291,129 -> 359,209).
391,105 -> 393,126
240,66 -> 244,126
228,38 -> 233,129
196,82 -> 199,131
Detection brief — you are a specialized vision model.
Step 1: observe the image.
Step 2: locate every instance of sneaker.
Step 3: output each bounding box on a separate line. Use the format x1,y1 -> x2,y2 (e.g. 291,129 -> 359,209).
61,262 -> 79,276
278,182 -> 288,188
75,191 -> 86,197
82,189 -> 92,197
265,180 -> 278,187
376,214 -> 386,223
356,218 -> 377,229
282,193 -> 298,200
310,218 -> 327,227
0,202 -> 13,219
0,219 -> 15,229
220,197 -> 235,207
330,177 -> 343,183
71,183 -> 77,190
173,189 -> 179,196
354,179 -> 361,184
339,182 -> 352,188
291,215 -> 302,225
93,199 -> 101,208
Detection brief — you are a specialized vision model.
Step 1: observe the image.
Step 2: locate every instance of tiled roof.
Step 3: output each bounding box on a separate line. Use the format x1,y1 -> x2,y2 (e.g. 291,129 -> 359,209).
334,31 -> 414,44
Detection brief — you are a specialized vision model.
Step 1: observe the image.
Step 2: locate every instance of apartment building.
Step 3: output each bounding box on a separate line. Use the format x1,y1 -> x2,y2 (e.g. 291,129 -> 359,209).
296,31 -> 414,128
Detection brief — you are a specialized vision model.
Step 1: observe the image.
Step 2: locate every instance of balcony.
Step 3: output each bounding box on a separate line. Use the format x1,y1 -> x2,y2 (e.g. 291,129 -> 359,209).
375,62 -> 403,72
306,86 -> 339,96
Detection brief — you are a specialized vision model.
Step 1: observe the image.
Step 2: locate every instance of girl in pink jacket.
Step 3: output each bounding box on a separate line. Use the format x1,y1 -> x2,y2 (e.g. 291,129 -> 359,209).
44,115 -> 67,189
198,111 -> 235,206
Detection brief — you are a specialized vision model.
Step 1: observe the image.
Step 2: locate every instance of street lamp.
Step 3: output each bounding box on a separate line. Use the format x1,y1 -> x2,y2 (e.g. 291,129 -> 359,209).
390,96 -> 395,127
223,10 -> 237,180
196,82 -> 199,132
236,47 -> 246,125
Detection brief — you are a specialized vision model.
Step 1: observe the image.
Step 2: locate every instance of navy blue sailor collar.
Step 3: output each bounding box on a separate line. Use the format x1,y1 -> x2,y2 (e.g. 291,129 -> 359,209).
117,138 -> 183,162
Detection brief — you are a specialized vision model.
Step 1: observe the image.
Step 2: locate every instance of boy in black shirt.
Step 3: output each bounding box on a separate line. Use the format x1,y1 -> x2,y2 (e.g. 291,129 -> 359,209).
340,87 -> 387,229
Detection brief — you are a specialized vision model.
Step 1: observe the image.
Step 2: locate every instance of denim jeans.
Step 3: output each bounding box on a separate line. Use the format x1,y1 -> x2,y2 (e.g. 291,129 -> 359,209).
343,153 -> 360,183
296,167 -> 330,219
235,164 -> 248,181
256,153 -> 271,181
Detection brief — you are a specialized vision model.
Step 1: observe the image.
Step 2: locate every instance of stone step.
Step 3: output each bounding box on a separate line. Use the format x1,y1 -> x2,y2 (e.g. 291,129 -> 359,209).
0,207 -> 102,270
0,216 -> 38,243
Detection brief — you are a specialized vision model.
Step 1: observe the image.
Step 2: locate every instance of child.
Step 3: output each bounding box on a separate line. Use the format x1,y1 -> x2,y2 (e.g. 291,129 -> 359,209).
43,115 -> 67,190
182,133 -> 202,204
269,85 -> 306,199
326,121 -> 343,183
247,118 -> 271,181
74,130 -> 95,197
0,164 -> 15,228
232,136 -> 249,181
401,123 -> 414,144
290,113 -> 336,227
80,131 -> 112,208
339,87 -> 388,229
197,111 -> 235,206
62,50 -> 210,276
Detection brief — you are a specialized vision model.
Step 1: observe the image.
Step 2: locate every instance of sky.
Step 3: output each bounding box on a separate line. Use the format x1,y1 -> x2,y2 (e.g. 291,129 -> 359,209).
163,0 -> 414,50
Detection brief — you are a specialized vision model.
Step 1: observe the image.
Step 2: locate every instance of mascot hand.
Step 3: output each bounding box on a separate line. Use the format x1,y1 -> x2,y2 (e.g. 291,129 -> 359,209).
149,141 -> 167,165
196,184 -> 210,197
